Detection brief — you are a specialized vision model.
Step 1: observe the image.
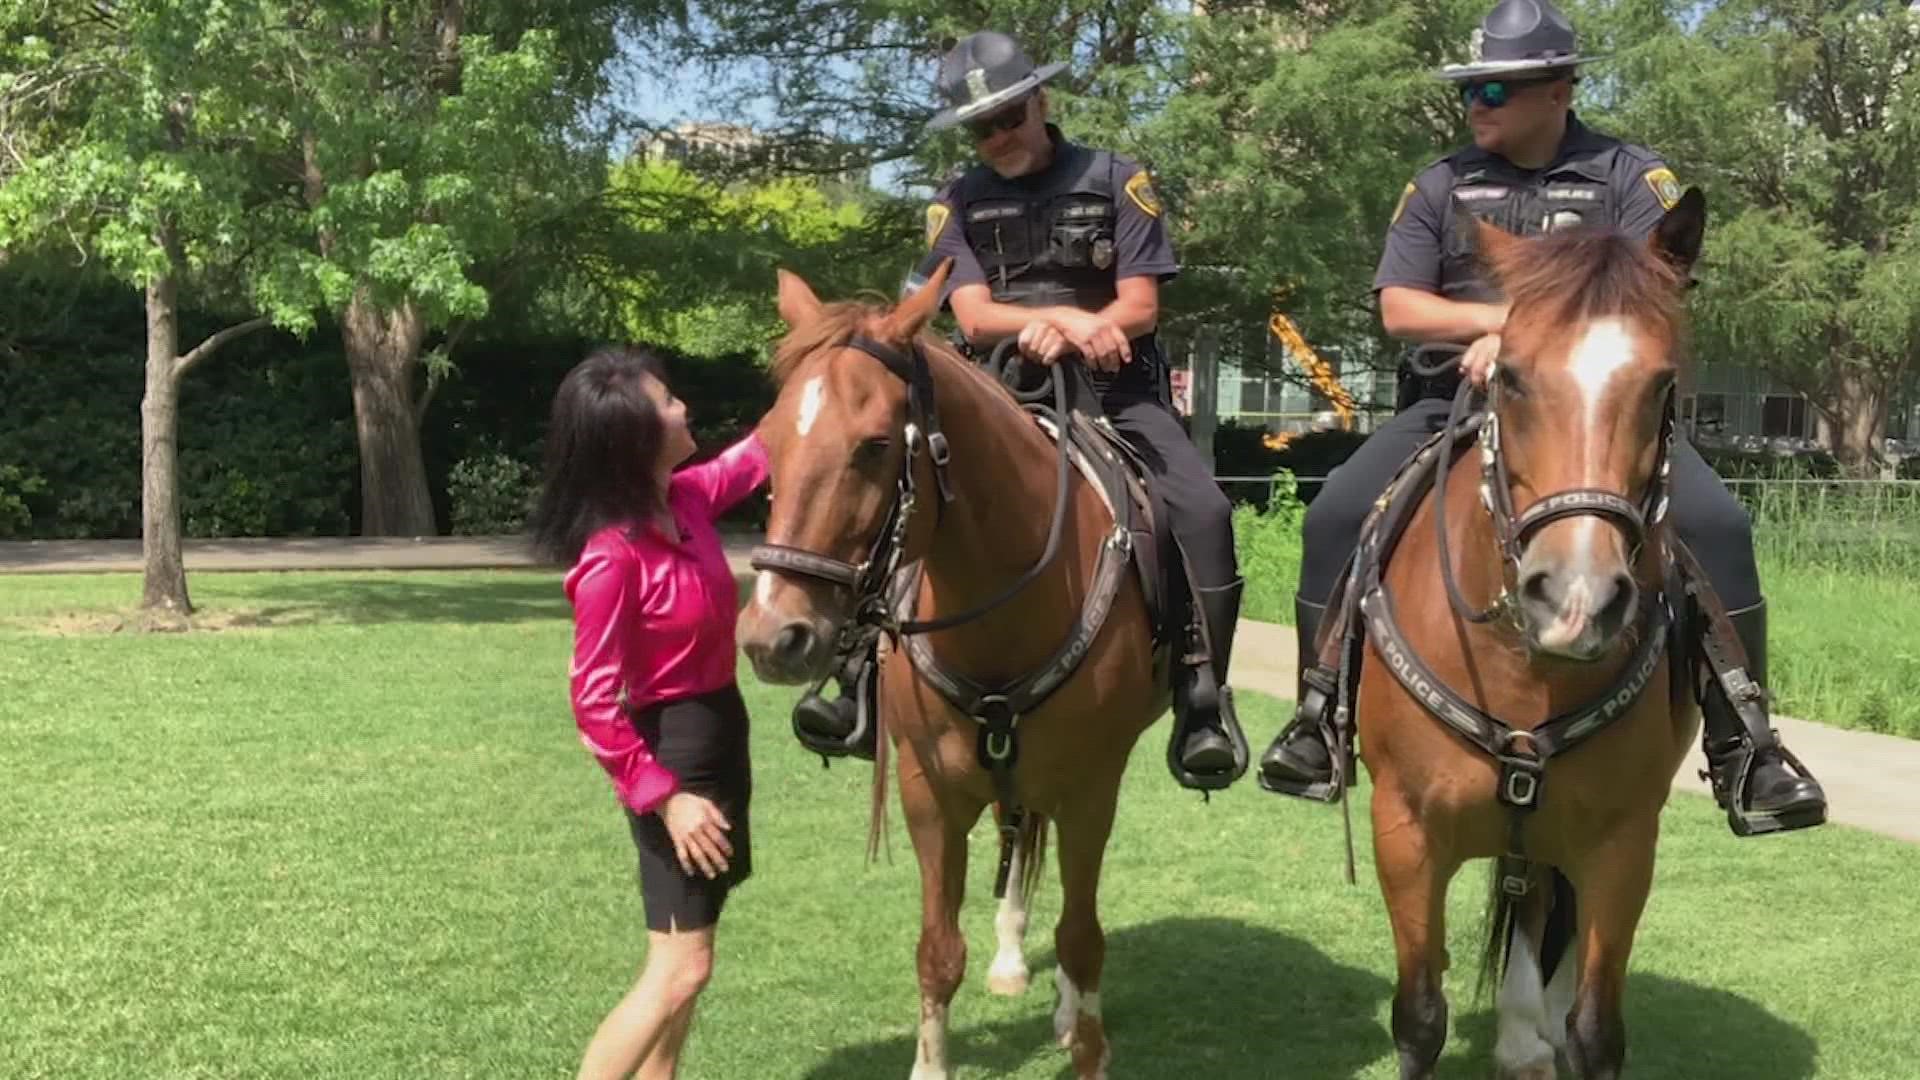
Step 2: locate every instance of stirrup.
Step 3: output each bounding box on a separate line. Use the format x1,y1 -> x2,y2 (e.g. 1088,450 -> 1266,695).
1701,736 -> 1827,837
1256,666 -> 1344,803
1166,665 -> 1248,793
1256,720 -> 1343,804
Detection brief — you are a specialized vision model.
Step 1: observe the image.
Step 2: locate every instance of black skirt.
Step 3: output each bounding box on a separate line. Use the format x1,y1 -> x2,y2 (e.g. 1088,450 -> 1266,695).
623,682 -> 753,931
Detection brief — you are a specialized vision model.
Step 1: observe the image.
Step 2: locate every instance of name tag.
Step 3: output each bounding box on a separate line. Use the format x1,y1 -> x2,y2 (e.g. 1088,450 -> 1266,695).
1545,185 -> 1600,201
1053,202 -> 1113,220
967,205 -> 1023,222
1454,186 -> 1509,201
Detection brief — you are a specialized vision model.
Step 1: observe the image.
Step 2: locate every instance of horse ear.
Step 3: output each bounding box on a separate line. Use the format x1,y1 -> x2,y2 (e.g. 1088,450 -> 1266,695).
776,267 -> 825,329
882,257 -> 953,342
1651,186 -> 1706,280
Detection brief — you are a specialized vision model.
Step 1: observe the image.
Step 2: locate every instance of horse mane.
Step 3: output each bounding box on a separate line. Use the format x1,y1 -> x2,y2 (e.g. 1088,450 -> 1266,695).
1492,228 -> 1683,343
768,299 -> 1027,414
770,301 -> 887,386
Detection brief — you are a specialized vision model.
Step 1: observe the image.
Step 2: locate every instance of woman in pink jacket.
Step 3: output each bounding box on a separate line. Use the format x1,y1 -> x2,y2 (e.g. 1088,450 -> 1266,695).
528,345 -> 768,1080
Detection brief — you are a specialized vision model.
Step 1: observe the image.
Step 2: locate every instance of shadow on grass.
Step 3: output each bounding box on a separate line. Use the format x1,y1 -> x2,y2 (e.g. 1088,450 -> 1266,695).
1451,972 -> 1815,1079
802,915 -> 1392,1079
220,574 -> 571,626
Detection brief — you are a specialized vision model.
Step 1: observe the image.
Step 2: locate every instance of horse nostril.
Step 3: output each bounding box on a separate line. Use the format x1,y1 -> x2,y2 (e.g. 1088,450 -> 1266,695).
1597,573 -> 1638,628
1522,570 -> 1554,609
773,623 -> 815,664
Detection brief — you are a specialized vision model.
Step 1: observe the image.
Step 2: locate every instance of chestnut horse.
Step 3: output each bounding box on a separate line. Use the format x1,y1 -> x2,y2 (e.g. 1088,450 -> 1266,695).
737,261 -> 1167,1079
1331,191 -> 1709,1079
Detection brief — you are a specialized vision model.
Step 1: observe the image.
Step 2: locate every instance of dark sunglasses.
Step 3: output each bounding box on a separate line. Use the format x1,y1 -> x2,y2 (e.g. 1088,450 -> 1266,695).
965,98 -> 1030,139
1460,76 -> 1557,109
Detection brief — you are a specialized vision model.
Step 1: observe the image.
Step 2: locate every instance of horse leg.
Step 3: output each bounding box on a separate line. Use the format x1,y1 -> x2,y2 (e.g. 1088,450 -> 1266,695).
902,768 -> 979,1080
1493,869 -> 1560,1080
1372,787 -> 1456,1080
1052,780 -> 1121,1079
987,806 -> 1032,996
1563,820 -> 1658,1080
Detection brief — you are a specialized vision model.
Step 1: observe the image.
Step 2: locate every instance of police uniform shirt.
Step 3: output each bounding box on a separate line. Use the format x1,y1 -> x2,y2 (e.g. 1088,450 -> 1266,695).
924,124 -> 1179,308
1373,113 -> 1683,301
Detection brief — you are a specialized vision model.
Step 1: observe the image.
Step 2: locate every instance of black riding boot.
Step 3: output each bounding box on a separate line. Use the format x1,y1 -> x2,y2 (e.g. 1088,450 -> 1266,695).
1699,600 -> 1827,836
1257,595 -> 1341,801
1168,577 -> 1250,791
790,644 -> 878,761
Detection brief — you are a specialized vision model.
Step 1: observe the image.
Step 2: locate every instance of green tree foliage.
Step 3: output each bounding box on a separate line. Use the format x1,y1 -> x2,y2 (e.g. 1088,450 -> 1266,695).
1599,0 -> 1920,471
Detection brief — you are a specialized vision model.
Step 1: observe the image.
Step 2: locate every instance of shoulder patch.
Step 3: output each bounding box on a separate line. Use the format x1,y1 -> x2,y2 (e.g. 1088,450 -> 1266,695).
1643,166 -> 1681,211
924,202 -> 951,249
1391,181 -> 1417,225
1124,170 -> 1162,218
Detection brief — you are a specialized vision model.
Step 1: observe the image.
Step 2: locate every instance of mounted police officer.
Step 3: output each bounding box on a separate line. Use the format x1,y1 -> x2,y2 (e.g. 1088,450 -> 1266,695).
1256,0 -> 1828,837
789,30 -> 1250,792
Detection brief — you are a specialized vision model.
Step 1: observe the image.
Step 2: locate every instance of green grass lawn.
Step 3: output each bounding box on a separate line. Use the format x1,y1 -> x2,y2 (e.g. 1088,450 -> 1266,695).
2,570 -> 1917,1079
1233,504 -> 1920,739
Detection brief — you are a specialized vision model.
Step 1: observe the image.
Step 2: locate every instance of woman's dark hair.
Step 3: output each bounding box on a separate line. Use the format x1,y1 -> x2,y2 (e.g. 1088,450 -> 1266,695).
527,345 -> 672,564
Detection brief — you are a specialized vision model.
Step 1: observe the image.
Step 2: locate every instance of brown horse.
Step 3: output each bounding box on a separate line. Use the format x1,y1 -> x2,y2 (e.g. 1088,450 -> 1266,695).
1338,191 -> 1709,1079
736,261 -> 1166,1079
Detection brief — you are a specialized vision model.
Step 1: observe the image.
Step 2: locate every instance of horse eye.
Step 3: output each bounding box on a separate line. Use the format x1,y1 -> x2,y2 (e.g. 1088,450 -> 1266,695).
854,436 -> 891,463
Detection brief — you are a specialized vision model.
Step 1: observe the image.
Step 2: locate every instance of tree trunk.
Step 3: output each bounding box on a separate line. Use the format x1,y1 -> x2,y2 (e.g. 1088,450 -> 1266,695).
1826,364 -> 1886,476
342,289 -> 435,536
142,273 -> 190,614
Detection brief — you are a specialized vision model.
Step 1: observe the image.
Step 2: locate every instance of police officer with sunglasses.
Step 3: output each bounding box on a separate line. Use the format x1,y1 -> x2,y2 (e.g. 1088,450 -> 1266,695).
1258,0 -> 1829,839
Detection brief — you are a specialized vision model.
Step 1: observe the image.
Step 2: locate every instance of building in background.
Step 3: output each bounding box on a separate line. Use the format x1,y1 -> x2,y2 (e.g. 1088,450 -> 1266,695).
639,121 -> 872,188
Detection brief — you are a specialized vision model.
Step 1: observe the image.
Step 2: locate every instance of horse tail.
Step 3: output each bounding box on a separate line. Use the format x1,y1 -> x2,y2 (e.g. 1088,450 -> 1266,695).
1475,863 -> 1577,1002
1019,811 -> 1050,901
865,706 -> 890,865
1476,863 -> 1522,1003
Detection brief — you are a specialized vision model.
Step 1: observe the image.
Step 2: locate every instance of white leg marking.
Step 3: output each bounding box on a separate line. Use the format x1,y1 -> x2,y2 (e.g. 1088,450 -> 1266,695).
1054,965 -> 1079,1046
1543,945 -> 1576,1053
796,375 -> 826,438
1495,926 -> 1557,1078
987,845 -> 1031,996
1053,966 -> 1107,1061
909,1001 -> 949,1080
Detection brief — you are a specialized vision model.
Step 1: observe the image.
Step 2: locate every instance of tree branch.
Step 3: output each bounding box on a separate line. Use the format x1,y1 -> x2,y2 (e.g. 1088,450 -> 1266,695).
177,316 -> 271,378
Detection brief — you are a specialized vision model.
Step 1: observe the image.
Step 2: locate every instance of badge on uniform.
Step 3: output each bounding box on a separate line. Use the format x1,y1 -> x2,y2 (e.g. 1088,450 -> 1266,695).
925,203 -> 951,249
1643,167 -> 1682,211
1091,237 -> 1114,269
1124,170 -> 1162,218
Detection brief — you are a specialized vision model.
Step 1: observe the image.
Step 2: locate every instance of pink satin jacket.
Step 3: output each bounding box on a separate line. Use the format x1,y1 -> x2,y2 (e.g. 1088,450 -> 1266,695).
562,433 -> 768,814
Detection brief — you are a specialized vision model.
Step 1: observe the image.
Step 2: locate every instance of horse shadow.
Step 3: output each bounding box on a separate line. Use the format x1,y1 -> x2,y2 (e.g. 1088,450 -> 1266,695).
801,915 -> 1393,1079
1451,972 -> 1816,1079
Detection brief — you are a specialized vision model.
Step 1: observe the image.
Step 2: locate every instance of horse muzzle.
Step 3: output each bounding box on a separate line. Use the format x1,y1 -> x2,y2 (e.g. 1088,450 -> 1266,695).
1516,554 -> 1639,662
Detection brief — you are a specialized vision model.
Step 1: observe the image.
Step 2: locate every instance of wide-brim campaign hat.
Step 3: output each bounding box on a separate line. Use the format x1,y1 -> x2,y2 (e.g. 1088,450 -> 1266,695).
926,31 -> 1068,131
1435,0 -> 1607,82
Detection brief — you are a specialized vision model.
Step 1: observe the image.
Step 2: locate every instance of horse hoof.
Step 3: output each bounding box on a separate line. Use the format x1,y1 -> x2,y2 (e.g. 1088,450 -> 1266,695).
987,967 -> 1030,996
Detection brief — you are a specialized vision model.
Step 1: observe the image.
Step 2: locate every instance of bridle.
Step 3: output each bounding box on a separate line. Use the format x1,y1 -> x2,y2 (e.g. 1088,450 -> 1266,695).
1413,343 -> 1677,627
747,335 -> 1075,640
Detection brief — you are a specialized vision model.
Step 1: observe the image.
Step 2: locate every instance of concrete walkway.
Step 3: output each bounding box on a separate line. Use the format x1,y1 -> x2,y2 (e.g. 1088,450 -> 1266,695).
6,535 -> 1916,844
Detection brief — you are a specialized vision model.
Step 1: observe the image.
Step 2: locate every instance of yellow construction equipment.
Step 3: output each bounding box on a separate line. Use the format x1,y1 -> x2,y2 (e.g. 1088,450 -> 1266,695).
1268,312 -> 1356,431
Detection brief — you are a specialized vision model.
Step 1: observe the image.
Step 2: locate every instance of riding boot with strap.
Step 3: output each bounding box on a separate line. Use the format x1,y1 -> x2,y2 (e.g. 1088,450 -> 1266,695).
1698,599 -> 1827,836
1257,595 -> 1342,802
1168,576 -> 1250,791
